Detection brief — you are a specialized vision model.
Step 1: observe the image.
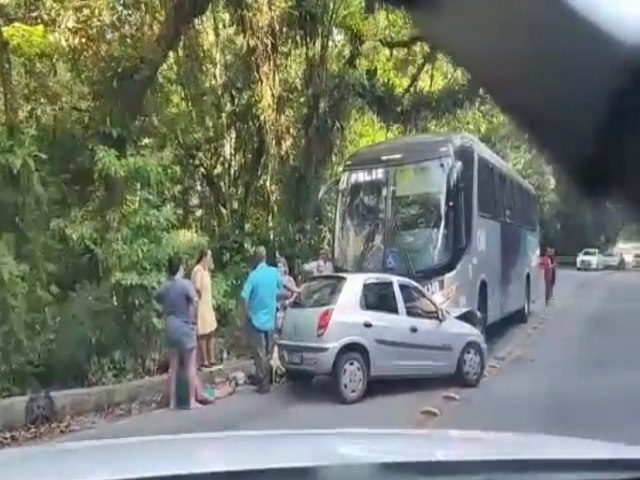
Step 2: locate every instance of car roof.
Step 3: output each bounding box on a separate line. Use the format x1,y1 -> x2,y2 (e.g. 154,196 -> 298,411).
309,272 -> 415,284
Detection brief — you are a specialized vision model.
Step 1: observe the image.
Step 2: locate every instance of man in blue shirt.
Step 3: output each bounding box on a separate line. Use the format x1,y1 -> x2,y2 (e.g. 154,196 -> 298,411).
241,246 -> 284,393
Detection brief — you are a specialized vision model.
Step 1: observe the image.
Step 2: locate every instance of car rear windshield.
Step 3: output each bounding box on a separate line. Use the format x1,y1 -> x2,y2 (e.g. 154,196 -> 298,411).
290,276 -> 346,309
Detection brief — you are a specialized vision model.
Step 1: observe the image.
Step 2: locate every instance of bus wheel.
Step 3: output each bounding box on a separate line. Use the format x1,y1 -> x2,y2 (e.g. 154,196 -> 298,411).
477,285 -> 488,337
517,277 -> 531,324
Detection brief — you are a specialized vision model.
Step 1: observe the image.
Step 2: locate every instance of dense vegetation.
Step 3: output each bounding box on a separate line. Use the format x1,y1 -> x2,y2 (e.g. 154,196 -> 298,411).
0,0 -> 630,397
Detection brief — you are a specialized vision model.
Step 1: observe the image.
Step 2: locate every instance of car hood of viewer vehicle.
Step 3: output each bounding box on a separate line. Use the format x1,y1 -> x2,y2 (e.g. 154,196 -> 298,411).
2,429 -> 640,480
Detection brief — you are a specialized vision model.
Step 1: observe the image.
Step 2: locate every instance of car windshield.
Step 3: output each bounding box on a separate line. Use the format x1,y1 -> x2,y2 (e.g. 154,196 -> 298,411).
333,158 -> 452,274
581,249 -> 598,256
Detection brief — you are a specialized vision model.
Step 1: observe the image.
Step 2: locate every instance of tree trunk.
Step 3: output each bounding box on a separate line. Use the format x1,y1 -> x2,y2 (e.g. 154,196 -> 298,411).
102,0 -> 213,135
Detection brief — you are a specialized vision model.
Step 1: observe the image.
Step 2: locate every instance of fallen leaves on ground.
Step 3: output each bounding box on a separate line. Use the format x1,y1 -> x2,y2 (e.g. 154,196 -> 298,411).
0,394 -> 165,450
442,392 -> 460,401
0,416 -> 90,449
419,406 -> 441,418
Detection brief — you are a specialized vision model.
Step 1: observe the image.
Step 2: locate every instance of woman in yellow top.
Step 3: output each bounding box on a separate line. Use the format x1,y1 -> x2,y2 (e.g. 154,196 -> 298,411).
191,249 -> 217,368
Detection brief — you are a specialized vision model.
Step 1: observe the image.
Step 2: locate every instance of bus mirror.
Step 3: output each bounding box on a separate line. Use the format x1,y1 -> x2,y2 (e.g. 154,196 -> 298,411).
448,160 -> 463,188
318,179 -> 338,203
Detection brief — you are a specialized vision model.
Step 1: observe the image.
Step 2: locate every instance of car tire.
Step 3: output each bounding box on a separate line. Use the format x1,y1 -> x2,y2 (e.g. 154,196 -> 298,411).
285,371 -> 314,386
455,342 -> 485,388
333,351 -> 368,404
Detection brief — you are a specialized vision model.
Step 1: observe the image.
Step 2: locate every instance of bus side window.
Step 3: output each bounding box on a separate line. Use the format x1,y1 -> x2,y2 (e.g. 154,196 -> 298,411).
499,173 -> 507,221
507,178 -> 515,222
478,156 -> 496,218
513,182 -> 522,225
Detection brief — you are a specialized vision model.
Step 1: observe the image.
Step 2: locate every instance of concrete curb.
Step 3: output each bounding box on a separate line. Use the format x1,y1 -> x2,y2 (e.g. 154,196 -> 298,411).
0,359 -> 253,431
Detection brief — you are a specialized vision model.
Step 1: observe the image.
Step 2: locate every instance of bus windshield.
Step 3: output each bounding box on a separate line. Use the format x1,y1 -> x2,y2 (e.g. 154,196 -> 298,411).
334,157 -> 453,274
388,157 -> 452,275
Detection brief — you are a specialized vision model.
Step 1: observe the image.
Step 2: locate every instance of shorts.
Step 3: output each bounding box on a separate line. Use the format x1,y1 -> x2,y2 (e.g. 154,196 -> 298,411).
166,316 -> 197,353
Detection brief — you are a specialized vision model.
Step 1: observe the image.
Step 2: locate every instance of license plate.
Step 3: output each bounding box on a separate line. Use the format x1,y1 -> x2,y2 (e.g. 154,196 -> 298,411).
287,350 -> 303,365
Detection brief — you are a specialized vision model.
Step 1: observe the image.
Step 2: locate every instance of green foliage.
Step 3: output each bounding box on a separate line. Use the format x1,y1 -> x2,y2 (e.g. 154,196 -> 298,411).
0,0 -> 621,396
2,23 -> 56,58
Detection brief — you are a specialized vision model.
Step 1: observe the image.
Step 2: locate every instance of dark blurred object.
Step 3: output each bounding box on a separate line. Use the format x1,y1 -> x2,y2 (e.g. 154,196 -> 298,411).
382,0 -> 640,210
451,307 -> 483,330
25,390 -> 56,426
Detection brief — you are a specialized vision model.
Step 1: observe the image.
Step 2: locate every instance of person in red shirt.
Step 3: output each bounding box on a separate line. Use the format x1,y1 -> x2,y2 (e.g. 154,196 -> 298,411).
540,252 -> 554,305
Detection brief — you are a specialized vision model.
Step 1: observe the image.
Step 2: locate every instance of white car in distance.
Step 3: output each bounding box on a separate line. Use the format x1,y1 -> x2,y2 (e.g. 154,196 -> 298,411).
576,248 -> 604,271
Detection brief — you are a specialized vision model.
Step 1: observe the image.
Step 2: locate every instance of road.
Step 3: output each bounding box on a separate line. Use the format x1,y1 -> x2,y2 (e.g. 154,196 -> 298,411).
63,269 -> 640,445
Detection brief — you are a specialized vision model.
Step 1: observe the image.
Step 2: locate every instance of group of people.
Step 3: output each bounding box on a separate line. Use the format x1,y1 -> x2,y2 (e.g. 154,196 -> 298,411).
154,249 -> 218,409
541,247 -> 557,305
154,245 -> 334,408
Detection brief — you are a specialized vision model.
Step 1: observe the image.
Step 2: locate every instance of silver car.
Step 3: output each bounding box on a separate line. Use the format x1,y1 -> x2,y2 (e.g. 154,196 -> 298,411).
278,273 -> 487,404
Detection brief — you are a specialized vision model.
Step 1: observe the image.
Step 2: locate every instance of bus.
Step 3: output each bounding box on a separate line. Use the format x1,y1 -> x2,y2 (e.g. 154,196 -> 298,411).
318,133 -> 542,332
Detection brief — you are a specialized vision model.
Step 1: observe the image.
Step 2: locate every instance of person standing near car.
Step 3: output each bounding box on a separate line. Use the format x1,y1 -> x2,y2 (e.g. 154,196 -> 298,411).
241,246 -> 283,394
154,255 -> 200,409
303,248 -> 334,276
191,248 -> 217,369
276,256 -> 300,335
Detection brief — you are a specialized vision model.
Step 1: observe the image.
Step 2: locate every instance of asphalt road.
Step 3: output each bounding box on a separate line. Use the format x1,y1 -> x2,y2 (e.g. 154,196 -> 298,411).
435,268 -> 640,445
63,269 -> 640,444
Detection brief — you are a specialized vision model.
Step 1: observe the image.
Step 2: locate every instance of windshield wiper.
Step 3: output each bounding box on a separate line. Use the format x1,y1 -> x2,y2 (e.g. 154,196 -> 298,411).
358,223 -> 379,269
390,219 -> 416,278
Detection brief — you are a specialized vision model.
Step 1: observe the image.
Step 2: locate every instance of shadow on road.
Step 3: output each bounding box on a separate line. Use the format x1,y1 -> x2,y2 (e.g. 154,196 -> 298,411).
485,312 -> 522,353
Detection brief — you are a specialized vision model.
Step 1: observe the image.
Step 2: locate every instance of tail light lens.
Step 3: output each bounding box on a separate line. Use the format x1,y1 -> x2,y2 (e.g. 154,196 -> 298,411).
316,308 -> 333,337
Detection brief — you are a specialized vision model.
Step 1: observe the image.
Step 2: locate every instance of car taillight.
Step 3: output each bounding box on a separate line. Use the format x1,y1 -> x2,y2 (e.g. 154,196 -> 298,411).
317,308 -> 333,337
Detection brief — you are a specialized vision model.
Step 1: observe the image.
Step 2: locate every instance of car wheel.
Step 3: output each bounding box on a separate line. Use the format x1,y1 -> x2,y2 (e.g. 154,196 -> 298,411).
285,371 -> 314,386
455,342 -> 485,387
333,351 -> 368,404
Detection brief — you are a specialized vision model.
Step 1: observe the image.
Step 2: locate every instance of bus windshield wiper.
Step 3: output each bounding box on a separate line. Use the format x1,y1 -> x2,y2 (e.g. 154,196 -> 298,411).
391,219 -> 416,278
358,223 -> 378,270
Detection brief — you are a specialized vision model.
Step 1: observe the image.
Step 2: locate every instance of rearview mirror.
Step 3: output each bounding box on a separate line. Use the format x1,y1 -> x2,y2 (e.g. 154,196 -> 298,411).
447,160 -> 463,190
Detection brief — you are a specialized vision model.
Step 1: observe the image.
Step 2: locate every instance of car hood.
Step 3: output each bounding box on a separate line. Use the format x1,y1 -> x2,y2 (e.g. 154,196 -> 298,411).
2,429 -> 640,480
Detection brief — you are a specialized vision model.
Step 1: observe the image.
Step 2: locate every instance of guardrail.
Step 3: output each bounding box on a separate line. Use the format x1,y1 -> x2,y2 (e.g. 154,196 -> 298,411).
556,256 -> 576,266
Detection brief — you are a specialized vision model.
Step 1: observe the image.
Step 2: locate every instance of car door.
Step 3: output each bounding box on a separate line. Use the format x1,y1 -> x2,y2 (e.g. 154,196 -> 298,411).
397,281 -> 456,374
359,279 -> 416,376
